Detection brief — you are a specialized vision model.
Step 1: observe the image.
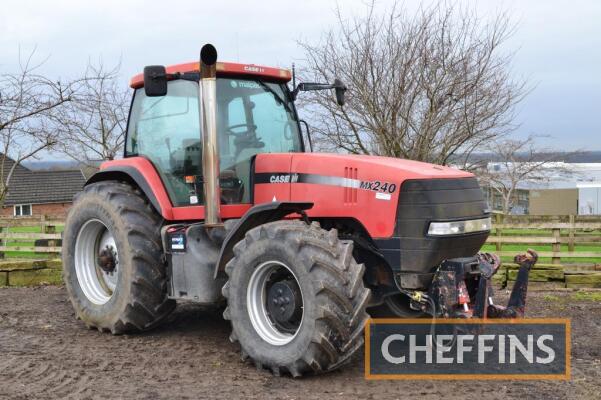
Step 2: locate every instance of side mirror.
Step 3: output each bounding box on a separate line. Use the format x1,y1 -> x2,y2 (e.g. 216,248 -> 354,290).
292,78 -> 347,107
143,65 -> 168,97
333,79 -> 347,107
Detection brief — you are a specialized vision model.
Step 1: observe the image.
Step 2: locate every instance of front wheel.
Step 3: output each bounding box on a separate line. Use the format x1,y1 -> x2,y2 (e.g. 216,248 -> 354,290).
222,220 -> 371,377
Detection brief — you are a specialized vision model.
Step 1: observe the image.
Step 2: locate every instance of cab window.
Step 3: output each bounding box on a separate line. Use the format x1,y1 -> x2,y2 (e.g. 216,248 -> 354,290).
125,78 -> 302,207
125,80 -> 201,206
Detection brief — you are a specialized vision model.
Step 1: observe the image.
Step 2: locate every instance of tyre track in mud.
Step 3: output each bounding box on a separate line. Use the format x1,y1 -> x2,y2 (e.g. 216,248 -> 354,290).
1,286 -> 600,399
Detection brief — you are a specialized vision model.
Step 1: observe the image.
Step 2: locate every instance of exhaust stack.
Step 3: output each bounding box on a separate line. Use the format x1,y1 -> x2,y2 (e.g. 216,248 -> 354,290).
199,44 -> 221,226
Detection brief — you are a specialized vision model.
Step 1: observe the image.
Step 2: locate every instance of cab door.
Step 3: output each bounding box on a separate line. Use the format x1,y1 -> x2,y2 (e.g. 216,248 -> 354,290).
216,78 -> 301,206
125,80 -> 204,208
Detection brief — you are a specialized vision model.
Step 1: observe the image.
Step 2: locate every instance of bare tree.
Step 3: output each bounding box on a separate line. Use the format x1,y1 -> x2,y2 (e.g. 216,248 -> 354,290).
0,48 -> 77,205
476,136 -> 573,214
298,1 -> 528,164
56,60 -> 129,166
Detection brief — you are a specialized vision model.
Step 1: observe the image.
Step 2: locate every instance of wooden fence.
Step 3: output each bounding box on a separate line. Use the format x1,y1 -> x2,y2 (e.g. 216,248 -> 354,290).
1,213 -> 600,264
0,215 -> 64,256
0,214 -> 600,288
486,214 -> 601,264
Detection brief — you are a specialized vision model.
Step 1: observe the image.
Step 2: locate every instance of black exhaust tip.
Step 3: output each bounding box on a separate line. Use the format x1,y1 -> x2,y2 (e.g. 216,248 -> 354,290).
201,44 -> 218,66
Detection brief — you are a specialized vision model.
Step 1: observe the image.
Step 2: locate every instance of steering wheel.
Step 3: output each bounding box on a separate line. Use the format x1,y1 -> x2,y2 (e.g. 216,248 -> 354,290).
226,123 -> 257,137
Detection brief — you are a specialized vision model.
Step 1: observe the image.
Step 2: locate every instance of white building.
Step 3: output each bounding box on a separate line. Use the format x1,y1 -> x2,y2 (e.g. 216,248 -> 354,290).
482,162 -> 601,215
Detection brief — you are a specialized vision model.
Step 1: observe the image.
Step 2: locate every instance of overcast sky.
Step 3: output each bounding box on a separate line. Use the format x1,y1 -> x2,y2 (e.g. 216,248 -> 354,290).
1,0 -> 599,153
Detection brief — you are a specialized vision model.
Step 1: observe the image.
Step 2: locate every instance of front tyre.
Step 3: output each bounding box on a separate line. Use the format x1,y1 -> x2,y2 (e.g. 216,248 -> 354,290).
62,181 -> 175,334
223,221 -> 371,377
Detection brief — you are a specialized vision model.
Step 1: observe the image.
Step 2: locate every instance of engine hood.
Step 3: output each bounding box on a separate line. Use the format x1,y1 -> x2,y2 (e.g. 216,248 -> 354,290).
253,152 -> 479,238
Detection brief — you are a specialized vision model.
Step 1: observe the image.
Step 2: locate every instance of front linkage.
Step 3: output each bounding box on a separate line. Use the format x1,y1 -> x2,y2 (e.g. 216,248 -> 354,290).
406,249 -> 538,319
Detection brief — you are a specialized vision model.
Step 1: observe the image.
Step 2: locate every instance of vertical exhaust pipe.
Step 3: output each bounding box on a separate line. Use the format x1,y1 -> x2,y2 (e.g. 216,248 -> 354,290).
199,44 -> 221,226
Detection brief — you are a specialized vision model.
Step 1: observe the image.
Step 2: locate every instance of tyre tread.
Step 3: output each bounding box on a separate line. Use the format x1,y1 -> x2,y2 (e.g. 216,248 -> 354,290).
223,220 -> 370,377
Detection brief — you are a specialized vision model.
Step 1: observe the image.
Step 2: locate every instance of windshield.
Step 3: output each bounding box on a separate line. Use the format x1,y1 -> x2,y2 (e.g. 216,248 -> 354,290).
125,78 -> 301,206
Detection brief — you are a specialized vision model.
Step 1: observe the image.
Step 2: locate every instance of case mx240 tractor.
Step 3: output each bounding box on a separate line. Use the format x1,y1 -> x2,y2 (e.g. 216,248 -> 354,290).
63,44 -> 535,377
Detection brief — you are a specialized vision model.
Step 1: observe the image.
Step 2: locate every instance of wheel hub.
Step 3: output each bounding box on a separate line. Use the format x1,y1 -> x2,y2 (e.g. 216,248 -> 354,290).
267,280 -> 302,331
97,245 -> 117,274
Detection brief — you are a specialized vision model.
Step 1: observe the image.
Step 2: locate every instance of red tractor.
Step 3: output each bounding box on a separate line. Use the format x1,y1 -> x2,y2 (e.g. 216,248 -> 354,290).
62,44 -> 535,377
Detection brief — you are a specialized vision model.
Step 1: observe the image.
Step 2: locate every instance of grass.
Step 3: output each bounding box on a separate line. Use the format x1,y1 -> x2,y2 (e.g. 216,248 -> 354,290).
572,291 -> 601,302
543,294 -> 561,302
541,292 -> 601,305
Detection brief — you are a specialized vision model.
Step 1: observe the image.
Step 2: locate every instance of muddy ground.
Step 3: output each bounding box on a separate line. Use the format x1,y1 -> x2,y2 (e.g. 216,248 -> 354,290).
1,286 -> 600,400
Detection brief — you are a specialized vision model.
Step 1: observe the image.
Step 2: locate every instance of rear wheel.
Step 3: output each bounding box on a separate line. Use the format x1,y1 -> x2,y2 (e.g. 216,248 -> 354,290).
62,181 -> 175,333
223,220 -> 371,377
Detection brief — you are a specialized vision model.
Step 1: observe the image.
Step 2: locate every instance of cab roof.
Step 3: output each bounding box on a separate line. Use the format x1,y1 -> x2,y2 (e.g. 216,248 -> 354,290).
129,61 -> 292,89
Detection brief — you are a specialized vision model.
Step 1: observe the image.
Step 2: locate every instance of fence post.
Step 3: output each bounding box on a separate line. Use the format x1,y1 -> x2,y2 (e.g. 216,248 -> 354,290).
552,228 -> 561,264
568,214 -> 575,252
0,226 -> 4,259
495,214 -> 503,252
40,214 -> 46,233
47,228 -> 57,252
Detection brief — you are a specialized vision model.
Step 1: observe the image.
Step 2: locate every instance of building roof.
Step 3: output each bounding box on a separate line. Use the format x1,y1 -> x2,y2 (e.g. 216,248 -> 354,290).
4,169 -> 86,206
1,156 -> 30,186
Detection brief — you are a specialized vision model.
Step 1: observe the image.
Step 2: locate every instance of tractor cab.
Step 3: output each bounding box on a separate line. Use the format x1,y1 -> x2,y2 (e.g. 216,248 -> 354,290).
125,66 -> 303,207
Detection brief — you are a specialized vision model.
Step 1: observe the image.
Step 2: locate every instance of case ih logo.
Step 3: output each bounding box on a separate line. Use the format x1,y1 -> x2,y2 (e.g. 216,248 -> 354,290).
269,174 -> 299,184
244,65 -> 265,73
256,172 -> 397,194
366,319 -> 570,380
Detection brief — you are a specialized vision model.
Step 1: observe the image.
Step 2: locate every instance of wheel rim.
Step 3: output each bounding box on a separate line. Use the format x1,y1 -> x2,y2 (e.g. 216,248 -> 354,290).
247,261 -> 304,346
74,219 -> 119,305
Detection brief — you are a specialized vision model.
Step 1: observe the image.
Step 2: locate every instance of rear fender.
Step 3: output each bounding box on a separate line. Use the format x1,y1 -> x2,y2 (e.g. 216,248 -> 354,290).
86,158 -> 174,219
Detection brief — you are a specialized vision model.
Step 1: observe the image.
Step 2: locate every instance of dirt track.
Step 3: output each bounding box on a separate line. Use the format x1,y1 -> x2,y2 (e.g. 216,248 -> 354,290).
1,286 -> 600,400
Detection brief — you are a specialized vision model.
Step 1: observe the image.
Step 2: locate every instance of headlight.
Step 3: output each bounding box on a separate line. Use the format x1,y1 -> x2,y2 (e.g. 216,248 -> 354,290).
427,217 -> 491,236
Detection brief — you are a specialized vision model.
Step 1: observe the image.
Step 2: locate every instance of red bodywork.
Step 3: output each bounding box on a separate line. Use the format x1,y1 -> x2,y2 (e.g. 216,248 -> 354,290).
113,61 -> 474,239
99,154 -> 472,239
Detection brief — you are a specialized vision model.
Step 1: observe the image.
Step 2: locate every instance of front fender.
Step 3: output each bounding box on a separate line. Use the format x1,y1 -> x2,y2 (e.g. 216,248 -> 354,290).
214,201 -> 313,278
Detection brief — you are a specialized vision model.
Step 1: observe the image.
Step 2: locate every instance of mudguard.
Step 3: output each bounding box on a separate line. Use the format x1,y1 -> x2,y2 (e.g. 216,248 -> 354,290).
86,165 -> 164,216
214,201 -> 313,278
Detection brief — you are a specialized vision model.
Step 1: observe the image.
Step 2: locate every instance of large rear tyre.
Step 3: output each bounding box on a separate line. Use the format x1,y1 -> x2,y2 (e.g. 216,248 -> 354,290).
222,220 -> 371,377
62,181 -> 175,334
